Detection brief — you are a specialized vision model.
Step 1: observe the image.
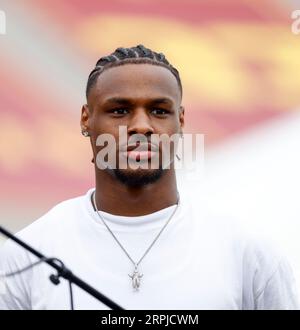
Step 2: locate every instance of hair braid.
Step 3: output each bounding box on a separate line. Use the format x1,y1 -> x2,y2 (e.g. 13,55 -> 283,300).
86,45 -> 182,99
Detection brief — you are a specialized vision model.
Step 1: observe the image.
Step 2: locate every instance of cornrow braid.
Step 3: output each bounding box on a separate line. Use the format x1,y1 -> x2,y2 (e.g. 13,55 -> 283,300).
86,44 -> 182,99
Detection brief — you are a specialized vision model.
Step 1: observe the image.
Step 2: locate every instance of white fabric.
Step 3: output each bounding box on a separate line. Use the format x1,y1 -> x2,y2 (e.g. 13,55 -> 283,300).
0,188 -> 299,310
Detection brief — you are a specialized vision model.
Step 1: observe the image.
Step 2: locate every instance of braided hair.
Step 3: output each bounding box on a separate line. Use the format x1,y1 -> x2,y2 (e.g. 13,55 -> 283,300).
86,44 -> 182,99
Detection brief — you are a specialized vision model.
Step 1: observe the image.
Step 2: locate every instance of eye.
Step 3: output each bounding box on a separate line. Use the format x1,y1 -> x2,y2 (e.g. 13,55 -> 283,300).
151,109 -> 169,116
110,108 -> 129,115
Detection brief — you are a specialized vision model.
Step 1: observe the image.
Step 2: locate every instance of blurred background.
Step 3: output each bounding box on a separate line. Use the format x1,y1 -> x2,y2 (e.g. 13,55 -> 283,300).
1,0 -> 300,290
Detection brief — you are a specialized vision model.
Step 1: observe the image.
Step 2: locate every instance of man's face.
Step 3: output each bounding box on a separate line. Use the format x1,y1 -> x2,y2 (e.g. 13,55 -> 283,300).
81,63 -> 184,187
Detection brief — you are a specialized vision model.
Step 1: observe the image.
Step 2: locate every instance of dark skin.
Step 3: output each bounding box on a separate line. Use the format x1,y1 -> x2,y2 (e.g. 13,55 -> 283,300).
81,64 -> 184,216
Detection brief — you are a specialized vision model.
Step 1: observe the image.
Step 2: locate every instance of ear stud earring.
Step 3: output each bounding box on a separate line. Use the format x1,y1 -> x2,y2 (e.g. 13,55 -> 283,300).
81,130 -> 90,137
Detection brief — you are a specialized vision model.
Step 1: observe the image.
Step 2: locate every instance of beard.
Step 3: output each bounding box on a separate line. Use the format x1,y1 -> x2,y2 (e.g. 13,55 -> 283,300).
96,143 -> 175,187
109,167 -> 165,187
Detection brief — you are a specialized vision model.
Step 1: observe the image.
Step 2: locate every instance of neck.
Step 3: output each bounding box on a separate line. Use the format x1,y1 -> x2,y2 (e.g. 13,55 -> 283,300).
94,168 -> 178,216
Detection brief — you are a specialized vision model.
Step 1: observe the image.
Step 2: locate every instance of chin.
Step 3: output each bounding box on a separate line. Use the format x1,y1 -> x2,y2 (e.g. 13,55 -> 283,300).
111,167 -> 164,187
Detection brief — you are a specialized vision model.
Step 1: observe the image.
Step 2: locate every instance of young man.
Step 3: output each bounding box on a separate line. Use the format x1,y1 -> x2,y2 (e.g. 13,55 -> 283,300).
0,45 -> 298,310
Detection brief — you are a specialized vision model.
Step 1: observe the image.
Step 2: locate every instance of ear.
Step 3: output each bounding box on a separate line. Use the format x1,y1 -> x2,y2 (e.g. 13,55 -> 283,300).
81,104 -> 95,163
80,104 -> 91,133
179,106 -> 185,133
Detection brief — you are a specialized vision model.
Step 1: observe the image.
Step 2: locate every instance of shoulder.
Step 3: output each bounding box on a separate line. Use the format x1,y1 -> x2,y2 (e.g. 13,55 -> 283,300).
193,201 -> 285,274
17,194 -> 84,242
198,207 -> 299,308
0,189 -> 92,260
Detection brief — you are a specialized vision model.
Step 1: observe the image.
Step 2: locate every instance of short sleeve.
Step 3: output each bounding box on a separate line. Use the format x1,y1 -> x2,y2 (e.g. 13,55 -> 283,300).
254,257 -> 300,310
0,239 -> 32,310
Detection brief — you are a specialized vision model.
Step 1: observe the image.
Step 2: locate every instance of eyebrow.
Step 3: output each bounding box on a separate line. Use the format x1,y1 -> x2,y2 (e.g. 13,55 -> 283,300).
102,97 -> 174,107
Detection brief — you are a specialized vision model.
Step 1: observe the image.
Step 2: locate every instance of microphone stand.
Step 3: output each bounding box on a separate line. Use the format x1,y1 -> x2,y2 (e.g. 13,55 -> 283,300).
0,225 -> 124,310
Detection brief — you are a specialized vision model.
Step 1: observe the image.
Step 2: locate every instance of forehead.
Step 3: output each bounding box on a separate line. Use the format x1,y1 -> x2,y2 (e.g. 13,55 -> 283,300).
89,63 -> 181,106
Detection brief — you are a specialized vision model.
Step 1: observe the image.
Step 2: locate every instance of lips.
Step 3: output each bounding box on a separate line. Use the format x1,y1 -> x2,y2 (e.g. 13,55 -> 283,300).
126,150 -> 156,161
121,143 -> 159,161
126,143 -> 158,152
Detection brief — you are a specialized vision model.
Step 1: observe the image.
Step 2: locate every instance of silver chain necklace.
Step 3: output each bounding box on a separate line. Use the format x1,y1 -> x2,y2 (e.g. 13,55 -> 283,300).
92,190 -> 180,291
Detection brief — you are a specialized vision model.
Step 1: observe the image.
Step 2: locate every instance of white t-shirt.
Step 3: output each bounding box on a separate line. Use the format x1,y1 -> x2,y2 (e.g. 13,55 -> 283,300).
0,188 -> 299,310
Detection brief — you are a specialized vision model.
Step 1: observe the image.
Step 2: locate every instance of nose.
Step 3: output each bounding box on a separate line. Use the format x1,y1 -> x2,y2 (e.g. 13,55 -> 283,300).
127,109 -> 154,137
